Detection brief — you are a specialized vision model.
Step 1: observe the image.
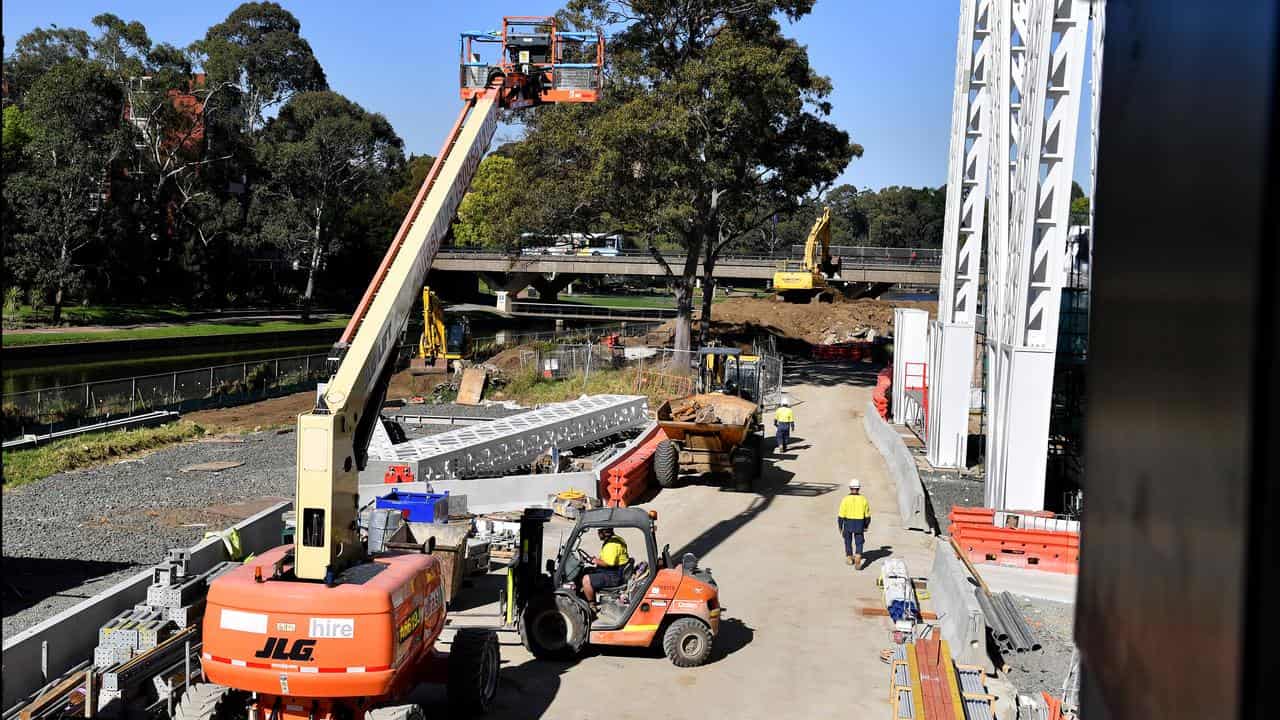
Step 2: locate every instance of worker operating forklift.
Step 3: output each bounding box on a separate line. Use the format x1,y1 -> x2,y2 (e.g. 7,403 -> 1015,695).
578,527 -> 630,608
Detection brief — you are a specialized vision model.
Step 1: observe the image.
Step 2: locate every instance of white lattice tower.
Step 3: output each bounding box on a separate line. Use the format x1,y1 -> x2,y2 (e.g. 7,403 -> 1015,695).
981,0 -> 1030,503
938,0 -> 994,326
986,0 -> 1092,510
926,0 -> 995,468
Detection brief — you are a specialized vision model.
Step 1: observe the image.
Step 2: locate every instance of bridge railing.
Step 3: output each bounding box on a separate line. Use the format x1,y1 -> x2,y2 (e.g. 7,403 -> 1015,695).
438,244 -> 943,267
509,301 -> 680,322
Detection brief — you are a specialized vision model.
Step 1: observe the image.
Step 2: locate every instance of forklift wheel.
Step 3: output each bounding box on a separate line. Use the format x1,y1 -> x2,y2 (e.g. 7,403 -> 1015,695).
520,593 -> 588,661
732,446 -> 757,491
448,629 -> 500,717
662,618 -> 714,667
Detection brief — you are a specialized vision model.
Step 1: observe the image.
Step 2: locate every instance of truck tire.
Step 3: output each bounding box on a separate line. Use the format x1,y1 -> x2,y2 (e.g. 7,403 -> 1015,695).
174,684 -> 240,720
448,628 -> 500,717
520,593 -> 588,661
662,617 -> 714,667
654,439 -> 679,488
732,446 -> 757,491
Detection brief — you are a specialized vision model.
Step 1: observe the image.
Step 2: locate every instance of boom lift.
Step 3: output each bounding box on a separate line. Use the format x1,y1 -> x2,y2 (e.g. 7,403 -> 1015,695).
772,206 -> 842,302
185,17 -> 603,720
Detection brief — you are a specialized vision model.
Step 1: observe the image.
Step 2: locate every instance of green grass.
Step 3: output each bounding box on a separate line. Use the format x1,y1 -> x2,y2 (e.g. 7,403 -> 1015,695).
6,304 -> 197,327
2,421 -> 206,488
563,294 -> 677,309
2,317 -> 349,348
491,366 -> 689,409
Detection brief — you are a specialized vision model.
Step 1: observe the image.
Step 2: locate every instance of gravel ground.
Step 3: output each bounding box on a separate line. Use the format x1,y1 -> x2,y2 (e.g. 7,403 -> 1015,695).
1002,595 -> 1077,701
3,430 -> 296,635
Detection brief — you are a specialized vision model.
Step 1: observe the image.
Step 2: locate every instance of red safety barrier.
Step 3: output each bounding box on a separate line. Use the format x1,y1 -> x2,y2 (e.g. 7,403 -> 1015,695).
811,341 -> 875,362
949,507 -> 1080,575
597,425 -> 668,507
383,464 -> 415,484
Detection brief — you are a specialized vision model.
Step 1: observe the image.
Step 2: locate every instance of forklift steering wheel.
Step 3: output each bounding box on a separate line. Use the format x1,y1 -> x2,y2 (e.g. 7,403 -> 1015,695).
576,547 -> 593,564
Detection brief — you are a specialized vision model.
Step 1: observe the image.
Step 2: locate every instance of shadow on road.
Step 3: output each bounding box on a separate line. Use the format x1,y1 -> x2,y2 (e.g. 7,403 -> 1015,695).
2,557 -> 139,616
861,545 -> 894,568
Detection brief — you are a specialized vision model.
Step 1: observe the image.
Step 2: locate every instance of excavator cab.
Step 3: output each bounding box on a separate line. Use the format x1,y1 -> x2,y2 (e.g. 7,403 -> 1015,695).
460,17 -> 604,108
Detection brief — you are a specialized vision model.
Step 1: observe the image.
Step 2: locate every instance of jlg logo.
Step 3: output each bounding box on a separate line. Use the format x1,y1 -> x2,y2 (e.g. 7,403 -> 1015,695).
253,637 -> 317,661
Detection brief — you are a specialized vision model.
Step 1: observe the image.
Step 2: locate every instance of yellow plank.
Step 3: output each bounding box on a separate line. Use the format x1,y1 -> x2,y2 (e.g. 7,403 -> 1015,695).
940,639 -> 967,720
906,643 -> 927,720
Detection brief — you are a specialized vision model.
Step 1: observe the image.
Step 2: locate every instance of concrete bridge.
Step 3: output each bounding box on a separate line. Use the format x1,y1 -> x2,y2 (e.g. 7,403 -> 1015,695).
428,246 -> 942,301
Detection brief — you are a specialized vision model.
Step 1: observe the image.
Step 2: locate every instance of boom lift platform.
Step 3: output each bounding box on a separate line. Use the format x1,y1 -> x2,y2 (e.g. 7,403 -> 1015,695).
185,17 -> 603,720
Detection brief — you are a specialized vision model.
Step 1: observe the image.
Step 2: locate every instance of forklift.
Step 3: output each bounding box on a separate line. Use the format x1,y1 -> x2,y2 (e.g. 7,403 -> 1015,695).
504,507 -> 722,667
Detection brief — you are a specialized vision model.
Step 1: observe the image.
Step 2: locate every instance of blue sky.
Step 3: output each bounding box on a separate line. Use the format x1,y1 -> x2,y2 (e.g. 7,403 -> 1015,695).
2,0 -> 1095,193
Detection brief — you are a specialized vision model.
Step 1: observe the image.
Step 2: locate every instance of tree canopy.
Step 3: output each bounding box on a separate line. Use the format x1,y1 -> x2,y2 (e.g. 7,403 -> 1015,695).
512,0 -> 861,350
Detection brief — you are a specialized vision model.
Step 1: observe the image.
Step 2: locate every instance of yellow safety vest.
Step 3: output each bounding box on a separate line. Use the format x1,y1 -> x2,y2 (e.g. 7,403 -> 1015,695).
599,537 -> 629,567
838,494 -> 871,520
775,407 -> 795,423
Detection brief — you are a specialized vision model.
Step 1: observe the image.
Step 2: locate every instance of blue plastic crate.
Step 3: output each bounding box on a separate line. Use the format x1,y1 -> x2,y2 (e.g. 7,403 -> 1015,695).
376,490 -> 450,523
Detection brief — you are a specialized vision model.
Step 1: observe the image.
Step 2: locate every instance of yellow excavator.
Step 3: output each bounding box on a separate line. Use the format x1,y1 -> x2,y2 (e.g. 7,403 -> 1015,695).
772,206 -> 842,302
410,286 -> 470,374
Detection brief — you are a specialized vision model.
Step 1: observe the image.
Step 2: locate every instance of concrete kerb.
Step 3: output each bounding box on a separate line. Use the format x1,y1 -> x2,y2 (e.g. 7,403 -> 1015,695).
2,501 -> 292,713
929,540 -> 993,672
861,401 -> 929,530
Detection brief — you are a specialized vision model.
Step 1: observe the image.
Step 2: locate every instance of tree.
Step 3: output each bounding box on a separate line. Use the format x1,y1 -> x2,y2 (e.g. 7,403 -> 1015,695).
454,155 -> 524,248
3,60 -> 127,322
3,26 -> 92,103
251,91 -> 404,317
193,2 -> 328,137
1070,180 -> 1090,224
517,0 -> 860,352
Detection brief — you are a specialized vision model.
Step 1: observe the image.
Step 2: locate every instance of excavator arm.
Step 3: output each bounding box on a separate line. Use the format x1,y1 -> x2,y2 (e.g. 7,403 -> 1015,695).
294,92 -> 500,581
802,206 -> 834,273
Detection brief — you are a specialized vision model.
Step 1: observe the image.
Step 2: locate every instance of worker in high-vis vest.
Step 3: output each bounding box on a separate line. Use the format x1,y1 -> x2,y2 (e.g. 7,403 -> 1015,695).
774,398 -> 795,452
838,479 -> 872,569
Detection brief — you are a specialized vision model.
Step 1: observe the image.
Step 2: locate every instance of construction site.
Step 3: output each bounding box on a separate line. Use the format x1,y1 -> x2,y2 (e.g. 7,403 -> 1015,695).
2,4 -> 1276,720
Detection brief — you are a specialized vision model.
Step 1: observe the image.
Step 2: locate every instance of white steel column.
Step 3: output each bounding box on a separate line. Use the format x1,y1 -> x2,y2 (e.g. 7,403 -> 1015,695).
928,0 -> 993,468
983,0 -> 1030,508
986,0 -> 1091,510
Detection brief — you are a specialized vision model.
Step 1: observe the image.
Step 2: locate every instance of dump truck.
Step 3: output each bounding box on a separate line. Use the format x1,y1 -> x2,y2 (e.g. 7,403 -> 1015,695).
652,347 -> 766,490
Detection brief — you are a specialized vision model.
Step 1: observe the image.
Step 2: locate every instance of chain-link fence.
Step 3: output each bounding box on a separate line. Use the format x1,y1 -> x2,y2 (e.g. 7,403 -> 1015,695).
468,321 -> 661,359
1,352 -> 335,440
507,344 -> 785,410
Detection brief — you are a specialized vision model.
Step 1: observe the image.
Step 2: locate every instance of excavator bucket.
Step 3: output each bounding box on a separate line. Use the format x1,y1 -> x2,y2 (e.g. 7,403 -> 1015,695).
410,357 -> 449,375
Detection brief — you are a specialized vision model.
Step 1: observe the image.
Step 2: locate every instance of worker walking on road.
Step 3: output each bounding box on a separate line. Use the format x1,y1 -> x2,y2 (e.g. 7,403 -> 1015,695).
774,398 -> 795,453
838,479 -> 871,569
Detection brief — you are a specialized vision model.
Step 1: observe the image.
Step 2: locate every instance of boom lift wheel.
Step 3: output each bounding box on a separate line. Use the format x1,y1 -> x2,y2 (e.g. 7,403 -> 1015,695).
662,617 -> 714,667
173,684 -> 242,720
448,628 -> 501,716
365,704 -> 425,720
654,439 -> 679,488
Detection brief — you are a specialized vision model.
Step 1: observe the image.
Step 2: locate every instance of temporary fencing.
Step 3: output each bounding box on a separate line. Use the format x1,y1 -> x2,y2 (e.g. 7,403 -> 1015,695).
948,507 -> 1080,575
810,340 -> 877,362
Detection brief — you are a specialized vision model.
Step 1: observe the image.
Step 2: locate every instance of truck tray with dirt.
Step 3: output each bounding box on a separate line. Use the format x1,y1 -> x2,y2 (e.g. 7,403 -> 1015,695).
655,393 -> 763,490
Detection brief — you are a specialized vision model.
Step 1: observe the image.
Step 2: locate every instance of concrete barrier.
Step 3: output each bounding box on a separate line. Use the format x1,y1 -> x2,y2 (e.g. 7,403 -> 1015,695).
2,501 -> 291,713
929,541 -> 993,671
862,401 -> 929,531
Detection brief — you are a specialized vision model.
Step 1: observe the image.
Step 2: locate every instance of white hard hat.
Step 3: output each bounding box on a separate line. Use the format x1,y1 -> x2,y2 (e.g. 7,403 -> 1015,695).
780,397 -> 790,406
849,479 -> 861,489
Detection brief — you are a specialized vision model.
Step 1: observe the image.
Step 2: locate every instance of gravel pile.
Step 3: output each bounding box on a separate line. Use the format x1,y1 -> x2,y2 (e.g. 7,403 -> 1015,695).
918,466 -> 985,534
1001,595 -> 1077,700
4,430 -> 296,634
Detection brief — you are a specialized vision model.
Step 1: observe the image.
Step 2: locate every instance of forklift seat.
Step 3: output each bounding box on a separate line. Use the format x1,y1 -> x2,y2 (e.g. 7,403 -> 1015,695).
598,558 -> 637,593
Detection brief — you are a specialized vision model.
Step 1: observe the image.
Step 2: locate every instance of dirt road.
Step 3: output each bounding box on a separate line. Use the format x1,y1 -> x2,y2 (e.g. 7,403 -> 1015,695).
434,360 -> 937,718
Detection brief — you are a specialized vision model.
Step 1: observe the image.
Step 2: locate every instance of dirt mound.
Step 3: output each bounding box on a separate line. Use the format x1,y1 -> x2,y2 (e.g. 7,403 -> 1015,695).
485,344 -> 537,374
649,296 -> 936,347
